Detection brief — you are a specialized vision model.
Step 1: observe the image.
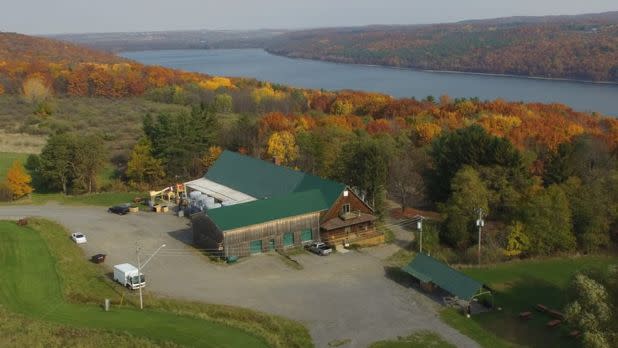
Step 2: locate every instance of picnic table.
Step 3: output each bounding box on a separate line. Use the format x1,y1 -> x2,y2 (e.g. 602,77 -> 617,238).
548,309 -> 565,320
519,311 -> 532,320
536,304 -> 549,312
547,319 -> 561,328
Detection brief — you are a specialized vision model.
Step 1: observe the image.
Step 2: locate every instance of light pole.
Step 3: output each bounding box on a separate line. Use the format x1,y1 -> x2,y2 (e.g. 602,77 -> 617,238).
476,209 -> 485,266
416,217 -> 423,253
136,243 -> 166,309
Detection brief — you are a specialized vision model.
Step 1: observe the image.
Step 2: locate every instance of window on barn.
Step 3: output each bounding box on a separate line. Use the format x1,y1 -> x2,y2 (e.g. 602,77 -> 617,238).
342,203 -> 350,215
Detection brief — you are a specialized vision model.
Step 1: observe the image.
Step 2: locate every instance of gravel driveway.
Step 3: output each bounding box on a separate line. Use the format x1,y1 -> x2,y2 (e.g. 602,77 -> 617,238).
0,203 -> 479,348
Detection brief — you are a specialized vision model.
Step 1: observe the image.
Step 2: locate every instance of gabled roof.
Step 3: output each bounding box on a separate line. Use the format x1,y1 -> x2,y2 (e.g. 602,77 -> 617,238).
402,253 -> 484,301
202,151 -> 348,231
207,189 -> 332,231
205,150 -> 345,202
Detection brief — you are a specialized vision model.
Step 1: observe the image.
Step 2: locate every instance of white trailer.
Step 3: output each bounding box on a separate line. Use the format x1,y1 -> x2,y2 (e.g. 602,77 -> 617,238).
113,263 -> 145,290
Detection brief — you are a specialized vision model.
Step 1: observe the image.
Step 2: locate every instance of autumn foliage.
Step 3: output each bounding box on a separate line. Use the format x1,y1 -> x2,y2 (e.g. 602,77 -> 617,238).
266,13 -> 618,82
5,160 -> 33,199
1,31 -> 617,161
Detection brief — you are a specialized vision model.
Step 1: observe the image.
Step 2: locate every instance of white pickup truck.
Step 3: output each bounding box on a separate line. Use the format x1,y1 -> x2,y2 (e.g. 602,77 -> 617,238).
113,263 -> 145,290
306,242 -> 332,256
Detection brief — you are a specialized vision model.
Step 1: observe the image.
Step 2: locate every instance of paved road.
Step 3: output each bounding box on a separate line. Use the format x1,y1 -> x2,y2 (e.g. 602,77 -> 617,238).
0,203 -> 479,348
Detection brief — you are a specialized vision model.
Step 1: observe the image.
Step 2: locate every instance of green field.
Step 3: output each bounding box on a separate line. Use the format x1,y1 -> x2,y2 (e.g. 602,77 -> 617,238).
0,152 -> 28,181
443,257 -> 618,348
0,219 -> 312,347
29,192 -> 146,206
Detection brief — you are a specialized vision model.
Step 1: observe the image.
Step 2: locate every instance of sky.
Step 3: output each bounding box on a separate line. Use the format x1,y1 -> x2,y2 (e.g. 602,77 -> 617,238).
0,0 -> 616,35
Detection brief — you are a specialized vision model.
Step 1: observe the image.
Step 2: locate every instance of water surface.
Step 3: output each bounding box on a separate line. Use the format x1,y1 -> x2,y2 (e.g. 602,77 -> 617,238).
123,49 -> 618,116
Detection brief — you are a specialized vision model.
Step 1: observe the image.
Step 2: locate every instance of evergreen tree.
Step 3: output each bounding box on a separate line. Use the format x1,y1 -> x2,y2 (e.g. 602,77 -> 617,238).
429,125 -> 525,202
440,166 -> 490,250
521,185 -> 576,255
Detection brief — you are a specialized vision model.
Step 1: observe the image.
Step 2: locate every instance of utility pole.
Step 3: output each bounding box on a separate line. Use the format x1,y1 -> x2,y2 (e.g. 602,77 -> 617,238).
136,243 -> 166,310
476,208 -> 485,266
136,243 -> 143,310
416,216 -> 424,254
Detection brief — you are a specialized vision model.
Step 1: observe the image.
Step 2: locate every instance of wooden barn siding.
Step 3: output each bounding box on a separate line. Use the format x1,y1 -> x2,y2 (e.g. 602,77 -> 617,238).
223,212 -> 321,257
322,190 -> 373,222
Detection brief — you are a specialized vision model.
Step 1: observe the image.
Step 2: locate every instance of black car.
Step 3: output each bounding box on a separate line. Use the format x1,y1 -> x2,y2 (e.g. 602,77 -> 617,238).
108,204 -> 130,215
91,254 -> 106,263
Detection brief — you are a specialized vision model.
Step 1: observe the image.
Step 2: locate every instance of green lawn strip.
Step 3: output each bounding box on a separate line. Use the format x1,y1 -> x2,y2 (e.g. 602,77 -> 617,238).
440,309 -> 518,348
0,306 -> 179,348
0,220 -> 272,348
30,192 -> 146,206
446,257 -> 617,348
2,192 -> 147,206
0,152 -> 29,181
369,330 -> 456,348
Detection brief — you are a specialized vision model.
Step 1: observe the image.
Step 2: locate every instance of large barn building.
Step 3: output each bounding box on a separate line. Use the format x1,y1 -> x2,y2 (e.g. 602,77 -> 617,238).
188,151 -> 382,257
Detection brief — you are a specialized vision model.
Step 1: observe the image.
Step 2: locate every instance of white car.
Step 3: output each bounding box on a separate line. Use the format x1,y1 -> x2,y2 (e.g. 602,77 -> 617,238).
71,232 -> 87,244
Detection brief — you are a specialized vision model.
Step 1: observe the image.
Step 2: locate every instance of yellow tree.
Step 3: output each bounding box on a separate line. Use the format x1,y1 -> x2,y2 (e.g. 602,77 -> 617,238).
126,138 -> 165,187
22,75 -> 51,105
201,146 -> 223,170
267,131 -> 299,165
6,160 -> 33,199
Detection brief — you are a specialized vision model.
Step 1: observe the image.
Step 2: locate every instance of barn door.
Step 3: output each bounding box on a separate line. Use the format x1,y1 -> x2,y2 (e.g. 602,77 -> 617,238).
301,229 -> 313,242
283,232 -> 294,247
249,240 -> 262,254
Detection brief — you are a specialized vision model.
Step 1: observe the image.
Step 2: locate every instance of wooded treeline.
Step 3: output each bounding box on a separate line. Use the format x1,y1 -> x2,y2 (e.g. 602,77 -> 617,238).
264,13 -> 618,82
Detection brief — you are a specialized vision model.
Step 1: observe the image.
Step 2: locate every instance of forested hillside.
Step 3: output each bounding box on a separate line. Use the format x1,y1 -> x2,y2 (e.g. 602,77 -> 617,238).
0,32 -> 127,63
264,12 -> 618,82
1,32 -> 617,263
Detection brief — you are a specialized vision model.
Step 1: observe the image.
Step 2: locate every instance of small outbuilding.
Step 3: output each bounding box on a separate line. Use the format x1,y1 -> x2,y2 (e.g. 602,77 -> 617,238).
402,253 -> 492,310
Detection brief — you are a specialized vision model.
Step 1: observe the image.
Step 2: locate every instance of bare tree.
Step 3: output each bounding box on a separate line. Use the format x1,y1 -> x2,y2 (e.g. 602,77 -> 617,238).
389,146 -> 428,212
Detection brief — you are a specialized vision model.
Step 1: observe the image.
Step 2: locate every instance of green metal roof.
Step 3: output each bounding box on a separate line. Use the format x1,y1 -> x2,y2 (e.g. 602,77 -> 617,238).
207,189 -> 332,231
402,253 -> 484,301
205,150 -> 345,202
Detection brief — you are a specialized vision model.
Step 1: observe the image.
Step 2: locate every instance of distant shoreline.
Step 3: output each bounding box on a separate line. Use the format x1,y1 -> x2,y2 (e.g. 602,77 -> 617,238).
263,49 -> 618,86
119,47 -> 618,86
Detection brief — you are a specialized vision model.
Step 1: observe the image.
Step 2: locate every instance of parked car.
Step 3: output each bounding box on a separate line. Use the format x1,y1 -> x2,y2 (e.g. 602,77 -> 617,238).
306,242 -> 332,256
91,254 -> 106,263
71,232 -> 87,244
108,204 -> 130,215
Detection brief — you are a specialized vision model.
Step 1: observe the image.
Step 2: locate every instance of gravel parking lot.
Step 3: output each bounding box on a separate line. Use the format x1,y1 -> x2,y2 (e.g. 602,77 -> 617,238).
1,203 -> 478,348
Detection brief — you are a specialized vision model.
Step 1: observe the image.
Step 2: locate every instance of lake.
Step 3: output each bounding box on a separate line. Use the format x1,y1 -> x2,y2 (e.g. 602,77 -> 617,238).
122,49 -> 618,116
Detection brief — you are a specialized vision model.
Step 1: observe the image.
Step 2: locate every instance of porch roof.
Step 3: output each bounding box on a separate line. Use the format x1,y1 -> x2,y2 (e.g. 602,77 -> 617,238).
321,212 -> 377,231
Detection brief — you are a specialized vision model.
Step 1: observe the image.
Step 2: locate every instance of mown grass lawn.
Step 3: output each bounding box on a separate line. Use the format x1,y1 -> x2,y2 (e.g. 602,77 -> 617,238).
0,219 -> 311,347
0,152 -> 29,181
29,192 -> 146,206
443,256 -> 618,348
0,191 -> 147,207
